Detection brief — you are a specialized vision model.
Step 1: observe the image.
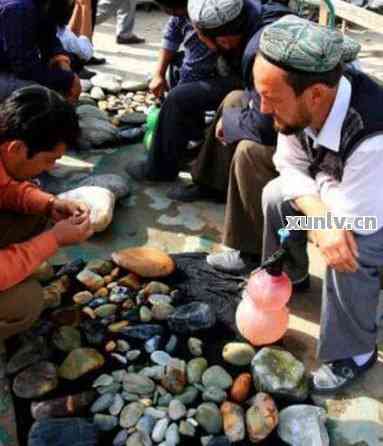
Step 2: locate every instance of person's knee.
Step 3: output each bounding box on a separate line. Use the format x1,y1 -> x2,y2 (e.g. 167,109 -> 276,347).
232,140 -> 268,178
262,177 -> 283,216
0,279 -> 44,340
165,86 -> 189,113
222,90 -> 244,109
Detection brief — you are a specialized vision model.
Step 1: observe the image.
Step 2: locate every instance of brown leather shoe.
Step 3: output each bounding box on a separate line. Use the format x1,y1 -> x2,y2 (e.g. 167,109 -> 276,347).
116,34 -> 146,45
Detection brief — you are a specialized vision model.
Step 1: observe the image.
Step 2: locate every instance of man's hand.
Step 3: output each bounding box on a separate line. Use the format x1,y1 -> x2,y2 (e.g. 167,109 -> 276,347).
51,214 -> 94,247
215,118 -> 226,145
149,74 -> 169,98
49,55 -> 72,72
50,198 -> 90,223
310,228 -> 359,273
66,74 -> 82,104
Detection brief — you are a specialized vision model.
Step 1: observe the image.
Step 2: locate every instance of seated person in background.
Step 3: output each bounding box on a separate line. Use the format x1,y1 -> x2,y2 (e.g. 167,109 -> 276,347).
126,0 -> 243,182
57,0 -> 94,72
257,15 -> 383,392
170,0 -> 290,273
0,0 -> 81,103
0,86 -> 93,342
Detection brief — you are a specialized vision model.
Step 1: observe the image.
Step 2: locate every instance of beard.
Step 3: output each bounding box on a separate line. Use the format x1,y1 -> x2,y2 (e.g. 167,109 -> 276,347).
273,114 -> 310,135
274,122 -> 306,135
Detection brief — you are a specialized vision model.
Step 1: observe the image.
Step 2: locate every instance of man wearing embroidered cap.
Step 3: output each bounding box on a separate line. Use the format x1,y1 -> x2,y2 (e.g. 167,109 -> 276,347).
169,0 -> 291,272
255,15 -> 382,392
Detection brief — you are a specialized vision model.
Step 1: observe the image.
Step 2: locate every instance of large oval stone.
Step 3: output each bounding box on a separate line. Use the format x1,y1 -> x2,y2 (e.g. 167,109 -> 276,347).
59,348 -> 105,380
222,342 -> 256,366
251,347 -> 308,402
13,361 -> 58,398
111,247 -> 175,278
168,302 -> 216,334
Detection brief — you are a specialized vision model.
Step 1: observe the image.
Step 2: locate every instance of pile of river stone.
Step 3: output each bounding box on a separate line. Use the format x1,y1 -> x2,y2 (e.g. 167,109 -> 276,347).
6,247 -> 331,446
79,74 -> 157,126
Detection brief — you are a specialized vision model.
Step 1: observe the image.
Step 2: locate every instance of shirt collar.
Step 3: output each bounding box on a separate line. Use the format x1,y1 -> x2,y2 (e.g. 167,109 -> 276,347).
304,76 -> 352,152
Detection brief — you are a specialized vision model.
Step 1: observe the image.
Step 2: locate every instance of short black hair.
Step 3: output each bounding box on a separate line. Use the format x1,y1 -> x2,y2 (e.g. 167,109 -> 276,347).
0,86 -> 80,158
38,0 -> 75,26
284,64 -> 344,96
154,0 -> 187,9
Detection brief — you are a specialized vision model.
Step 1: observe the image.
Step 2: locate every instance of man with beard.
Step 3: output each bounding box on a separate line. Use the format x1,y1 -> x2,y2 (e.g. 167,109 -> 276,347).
0,0 -> 81,102
257,15 -> 383,392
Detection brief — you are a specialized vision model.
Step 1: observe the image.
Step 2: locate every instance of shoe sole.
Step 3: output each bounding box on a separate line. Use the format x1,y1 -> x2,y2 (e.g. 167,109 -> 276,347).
310,355 -> 378,394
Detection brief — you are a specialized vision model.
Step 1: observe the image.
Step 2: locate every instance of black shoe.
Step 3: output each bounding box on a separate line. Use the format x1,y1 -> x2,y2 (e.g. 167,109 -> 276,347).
292,275 -> 311,293
206,250 -> 260,275
79,67 -> 96,79
116,34 -> 145,45
310,347 -> 378,394
167,183 -> 224,203
86,56 -> 106,66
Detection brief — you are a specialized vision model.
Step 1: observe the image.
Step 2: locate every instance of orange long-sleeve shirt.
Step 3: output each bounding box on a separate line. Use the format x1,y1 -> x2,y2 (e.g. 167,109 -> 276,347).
0,160 -> 59,291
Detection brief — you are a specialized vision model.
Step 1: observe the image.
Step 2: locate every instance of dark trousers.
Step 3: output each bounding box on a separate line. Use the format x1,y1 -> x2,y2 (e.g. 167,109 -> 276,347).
145,76 -> 242,181
92,0 -> 98,31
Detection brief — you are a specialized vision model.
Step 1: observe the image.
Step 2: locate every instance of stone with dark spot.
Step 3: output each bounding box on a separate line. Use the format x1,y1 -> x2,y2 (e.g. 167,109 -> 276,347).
161,358 -> 187,395
31,391 -> 96,419
167,302 -> 216,334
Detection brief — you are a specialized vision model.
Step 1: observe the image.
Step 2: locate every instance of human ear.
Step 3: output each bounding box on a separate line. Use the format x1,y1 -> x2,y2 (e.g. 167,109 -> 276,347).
7,140 -> 28,158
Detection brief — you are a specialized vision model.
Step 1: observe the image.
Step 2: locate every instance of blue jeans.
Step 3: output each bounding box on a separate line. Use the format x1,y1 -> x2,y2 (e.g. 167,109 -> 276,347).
28,418 -> 98,446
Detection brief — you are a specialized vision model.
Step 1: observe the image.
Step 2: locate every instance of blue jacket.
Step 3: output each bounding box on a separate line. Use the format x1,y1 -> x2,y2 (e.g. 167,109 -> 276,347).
223,0 -> 291,145
0,0 -> 74,92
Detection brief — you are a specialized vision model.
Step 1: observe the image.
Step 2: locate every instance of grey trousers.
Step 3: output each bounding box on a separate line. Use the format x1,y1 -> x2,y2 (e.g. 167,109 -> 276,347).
96,0 -> 137,37
0,73 -> 35,102
262,177 -> 382,362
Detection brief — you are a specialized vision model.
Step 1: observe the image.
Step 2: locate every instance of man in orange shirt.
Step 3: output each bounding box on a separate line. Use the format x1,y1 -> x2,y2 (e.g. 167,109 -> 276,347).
0,85 -> 93,341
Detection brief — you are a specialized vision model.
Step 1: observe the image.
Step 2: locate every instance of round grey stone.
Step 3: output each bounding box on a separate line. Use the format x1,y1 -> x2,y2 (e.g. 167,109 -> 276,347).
202,366 -> 232,390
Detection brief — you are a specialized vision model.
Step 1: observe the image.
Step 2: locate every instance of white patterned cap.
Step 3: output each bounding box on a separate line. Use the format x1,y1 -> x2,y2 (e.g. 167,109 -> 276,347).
188,0 -> 244,29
